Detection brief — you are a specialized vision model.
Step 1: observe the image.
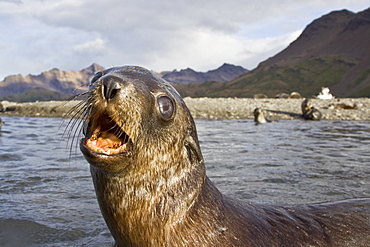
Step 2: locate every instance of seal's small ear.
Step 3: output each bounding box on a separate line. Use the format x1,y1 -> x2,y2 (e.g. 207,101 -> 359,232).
184,134 -> 203,165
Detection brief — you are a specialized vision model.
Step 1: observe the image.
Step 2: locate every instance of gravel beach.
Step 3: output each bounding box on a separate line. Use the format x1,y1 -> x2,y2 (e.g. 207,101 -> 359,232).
1,98 -> 369,121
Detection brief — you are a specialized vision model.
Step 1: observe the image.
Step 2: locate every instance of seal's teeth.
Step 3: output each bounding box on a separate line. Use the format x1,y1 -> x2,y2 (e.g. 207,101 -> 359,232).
86,142 -> 129,156
91,132 -> 99,141
86,130 -> 131,156
120,143 -> 128,152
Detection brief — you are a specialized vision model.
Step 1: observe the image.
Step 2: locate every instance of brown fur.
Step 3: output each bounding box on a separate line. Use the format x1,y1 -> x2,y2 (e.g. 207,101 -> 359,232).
79,66 -> 370,246
301,98 -> 322,120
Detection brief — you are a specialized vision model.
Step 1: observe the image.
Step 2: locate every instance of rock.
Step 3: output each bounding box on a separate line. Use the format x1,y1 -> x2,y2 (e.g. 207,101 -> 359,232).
290,92 -> 302,99
254,94 -> 268,99
1,98 -> 369,121
275,93 -> 290,99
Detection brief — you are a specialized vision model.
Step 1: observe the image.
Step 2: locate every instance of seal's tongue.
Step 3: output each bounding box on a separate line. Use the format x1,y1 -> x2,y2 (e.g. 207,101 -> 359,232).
86,114 -> 131,156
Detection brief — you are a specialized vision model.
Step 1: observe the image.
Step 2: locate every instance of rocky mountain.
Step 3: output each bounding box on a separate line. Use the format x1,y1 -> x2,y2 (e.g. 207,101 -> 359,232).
0,63 -> 247,101
0,63 -> 104,98
176,7 -> 370,98
160,63 -> 248,85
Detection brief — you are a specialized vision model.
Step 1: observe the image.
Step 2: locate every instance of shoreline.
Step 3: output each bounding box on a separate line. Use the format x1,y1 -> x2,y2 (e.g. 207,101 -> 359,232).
1,98 -> 369,121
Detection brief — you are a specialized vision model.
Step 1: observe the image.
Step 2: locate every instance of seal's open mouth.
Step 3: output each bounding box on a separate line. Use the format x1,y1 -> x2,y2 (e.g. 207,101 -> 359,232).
84,114 -> 132,156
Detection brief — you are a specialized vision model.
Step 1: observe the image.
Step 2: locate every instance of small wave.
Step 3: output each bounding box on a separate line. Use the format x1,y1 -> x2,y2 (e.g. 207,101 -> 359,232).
0,154 -> 23,161
0,218 -> 84,247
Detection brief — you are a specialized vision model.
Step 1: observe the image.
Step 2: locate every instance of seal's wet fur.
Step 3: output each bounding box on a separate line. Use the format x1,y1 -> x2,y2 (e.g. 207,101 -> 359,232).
77,66 -> 370,246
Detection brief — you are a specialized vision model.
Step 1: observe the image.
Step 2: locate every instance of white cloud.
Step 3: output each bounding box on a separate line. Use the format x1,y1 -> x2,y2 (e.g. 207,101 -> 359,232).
239,30 -> 303,66
0,0 -> 368,79
73,37 -> 106,53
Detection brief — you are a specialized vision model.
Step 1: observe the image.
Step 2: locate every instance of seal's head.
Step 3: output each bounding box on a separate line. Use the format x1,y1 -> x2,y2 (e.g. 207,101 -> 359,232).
80,66 -> 203,173
301,98 -> 322,120
253,108 -> 269,124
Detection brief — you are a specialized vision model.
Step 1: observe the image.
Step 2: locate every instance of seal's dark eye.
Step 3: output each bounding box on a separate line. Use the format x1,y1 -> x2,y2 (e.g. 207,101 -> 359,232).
89,72 -> 103,89
157,96 -> 174,120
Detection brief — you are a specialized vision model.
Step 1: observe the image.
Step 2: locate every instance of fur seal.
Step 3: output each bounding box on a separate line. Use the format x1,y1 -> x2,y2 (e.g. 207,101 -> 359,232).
253,108 -> 272,124
77,66 -> 370,246
301,98 -> 322,120
328,103 -> 358,110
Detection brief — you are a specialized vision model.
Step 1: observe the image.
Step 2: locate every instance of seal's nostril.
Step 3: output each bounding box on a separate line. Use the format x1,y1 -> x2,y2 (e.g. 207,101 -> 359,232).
103,79 -> 121,100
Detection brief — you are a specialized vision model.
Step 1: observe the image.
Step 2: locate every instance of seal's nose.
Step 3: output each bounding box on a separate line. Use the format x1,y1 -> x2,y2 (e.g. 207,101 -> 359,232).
103,77 -> 122,100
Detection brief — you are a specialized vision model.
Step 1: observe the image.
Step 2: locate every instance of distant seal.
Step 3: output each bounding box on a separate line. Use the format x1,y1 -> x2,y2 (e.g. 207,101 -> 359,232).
301,98 -> 322,120
328,103 -> 358,110
0,118 -> 2,130
78,66 -> 370,246
253,108 -> 270,124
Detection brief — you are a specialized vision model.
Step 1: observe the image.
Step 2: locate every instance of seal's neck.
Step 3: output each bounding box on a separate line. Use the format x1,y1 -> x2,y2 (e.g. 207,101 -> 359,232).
90,159 -> 207,246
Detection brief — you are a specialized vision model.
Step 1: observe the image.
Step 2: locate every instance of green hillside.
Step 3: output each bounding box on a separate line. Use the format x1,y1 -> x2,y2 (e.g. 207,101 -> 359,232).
175,55 -> 359,98
0,88 -> 71,102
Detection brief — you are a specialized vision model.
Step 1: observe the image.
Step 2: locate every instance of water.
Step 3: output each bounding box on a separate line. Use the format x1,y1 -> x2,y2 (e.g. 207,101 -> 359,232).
0,116 -> 369,246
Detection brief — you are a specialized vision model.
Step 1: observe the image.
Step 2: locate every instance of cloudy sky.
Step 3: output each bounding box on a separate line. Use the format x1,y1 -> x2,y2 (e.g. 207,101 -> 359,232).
0,0 -> 368,79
